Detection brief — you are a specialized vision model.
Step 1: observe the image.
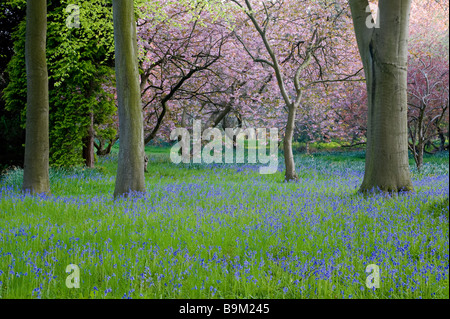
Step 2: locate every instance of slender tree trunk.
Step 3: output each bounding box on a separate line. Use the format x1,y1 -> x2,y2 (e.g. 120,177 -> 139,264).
414,114 -> 425,170
112,0 -> 145,198
83,111 -> 95,168
416,142 -> 424,171
284,105 -> 299,181
305,141 -> 310,155
350,0 -> 413,193
438,130 -> 446,152
22,0 -> 50,195
233,114 -> 243,149
178,106 -> 188,156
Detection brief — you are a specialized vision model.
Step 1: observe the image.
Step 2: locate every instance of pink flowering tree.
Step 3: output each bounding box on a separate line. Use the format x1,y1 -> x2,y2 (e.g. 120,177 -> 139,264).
229,0 -> 360,180
407,0 -> 449,169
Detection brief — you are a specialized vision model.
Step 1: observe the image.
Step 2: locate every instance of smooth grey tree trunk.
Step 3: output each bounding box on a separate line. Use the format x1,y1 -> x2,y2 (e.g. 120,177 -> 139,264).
349,0 -> 413,193
284,105 -> 299,181
112,0 -> 145,198
23,0 -> 50,195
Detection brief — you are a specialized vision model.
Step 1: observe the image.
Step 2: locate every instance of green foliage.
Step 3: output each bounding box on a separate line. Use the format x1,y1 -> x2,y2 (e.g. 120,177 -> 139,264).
3,0 -> 117,168
47,0 -> 115,86
0,2 -> 26,170
3,19 -> 27,125
48,0 -> 116,167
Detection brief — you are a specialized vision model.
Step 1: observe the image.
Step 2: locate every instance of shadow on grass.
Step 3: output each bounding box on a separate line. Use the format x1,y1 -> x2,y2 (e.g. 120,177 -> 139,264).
425,196 -> 449,220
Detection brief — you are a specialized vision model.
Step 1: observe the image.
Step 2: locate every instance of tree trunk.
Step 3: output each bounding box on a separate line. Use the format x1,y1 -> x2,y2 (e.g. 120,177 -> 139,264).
178,106 -> 188,156
284,105 -> 299,181
350,0 -> 413,193
438,130 -> 446,152
416,142 -> 424,171
83,111 -> 95,168
22,0 -> 50,195
305,141 -> 310,155
112,0 -> 145,198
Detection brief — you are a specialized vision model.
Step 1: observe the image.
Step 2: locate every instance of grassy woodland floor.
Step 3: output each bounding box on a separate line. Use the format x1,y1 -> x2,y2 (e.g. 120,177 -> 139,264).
0,147 -> 448,299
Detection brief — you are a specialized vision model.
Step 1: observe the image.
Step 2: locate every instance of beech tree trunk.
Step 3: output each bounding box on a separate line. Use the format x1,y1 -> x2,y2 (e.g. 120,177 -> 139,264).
22,0 -> 50,195
112,0 -> 145,198
350,0 -> 413,193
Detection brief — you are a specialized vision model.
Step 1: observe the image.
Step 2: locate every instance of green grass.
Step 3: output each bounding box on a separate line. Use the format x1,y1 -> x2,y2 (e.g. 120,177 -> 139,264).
0,148 -> 448,299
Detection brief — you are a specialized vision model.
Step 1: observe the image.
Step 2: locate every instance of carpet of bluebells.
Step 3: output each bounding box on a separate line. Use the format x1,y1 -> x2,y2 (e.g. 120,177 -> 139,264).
0,151 -> 448,299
